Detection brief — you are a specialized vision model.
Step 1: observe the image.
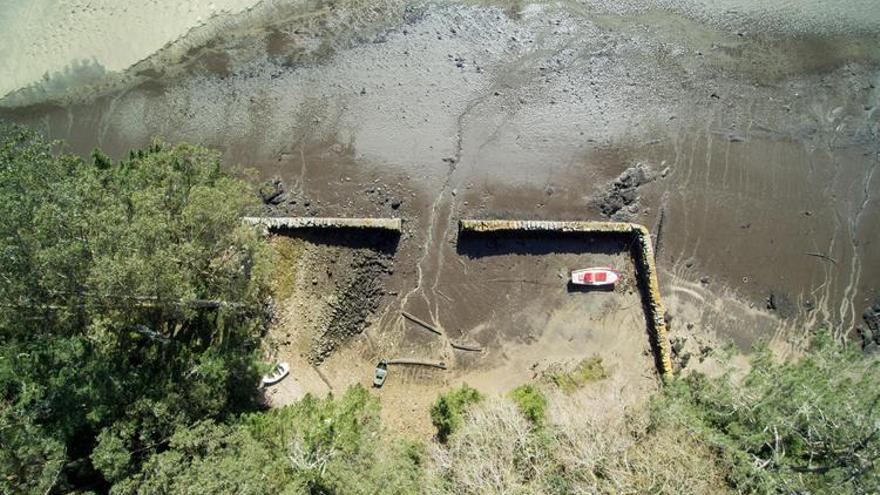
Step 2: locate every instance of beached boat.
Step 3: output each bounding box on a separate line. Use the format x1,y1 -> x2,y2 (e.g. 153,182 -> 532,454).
570,267 -> 620,286
261,362 -> 290,386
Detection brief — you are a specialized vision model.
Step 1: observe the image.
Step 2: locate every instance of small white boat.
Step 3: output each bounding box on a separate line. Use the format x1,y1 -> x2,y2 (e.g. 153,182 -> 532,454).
261,362 -> 290,386
570,267 -> 620,286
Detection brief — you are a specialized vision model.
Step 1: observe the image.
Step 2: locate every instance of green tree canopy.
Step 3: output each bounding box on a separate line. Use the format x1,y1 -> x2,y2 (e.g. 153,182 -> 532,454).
0,124 -> 273,492
656,334 -> 880,493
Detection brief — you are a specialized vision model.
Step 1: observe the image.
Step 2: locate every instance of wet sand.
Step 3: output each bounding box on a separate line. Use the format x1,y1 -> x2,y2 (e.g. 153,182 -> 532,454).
2,1 -> 878,362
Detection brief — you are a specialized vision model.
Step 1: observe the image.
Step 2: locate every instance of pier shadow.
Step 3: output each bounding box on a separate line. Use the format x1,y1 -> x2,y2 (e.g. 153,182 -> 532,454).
272,226 -> 400,254
456,229 -> 633,259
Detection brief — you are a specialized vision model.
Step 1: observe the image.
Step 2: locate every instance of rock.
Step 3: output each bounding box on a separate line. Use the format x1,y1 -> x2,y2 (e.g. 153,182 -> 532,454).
860,302 -> 880,351
680,352 -> 692,369
259,177 -> 286,205
671,337 -> 686,356
597,163 -> 658,220
700,276 -> 710,285
863,302 -> 880,333
390,199 -> 402,209
766,291 -> 795,318
698,345 -> 713,362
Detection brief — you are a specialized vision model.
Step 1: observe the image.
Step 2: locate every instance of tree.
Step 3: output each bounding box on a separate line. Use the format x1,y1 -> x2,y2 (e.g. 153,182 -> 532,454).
0,124 -> 273,491
118,386 -> 424,495
656,333 -> 880,493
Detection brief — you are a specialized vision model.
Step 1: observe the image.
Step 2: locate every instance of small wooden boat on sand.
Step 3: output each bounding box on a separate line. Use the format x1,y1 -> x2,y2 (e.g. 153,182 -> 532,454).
570,267 -> 619,286
261,362 -> 290,386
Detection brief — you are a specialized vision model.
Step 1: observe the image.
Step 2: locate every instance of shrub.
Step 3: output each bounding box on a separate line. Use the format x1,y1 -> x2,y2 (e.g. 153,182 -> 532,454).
430,384 -> 485,442
509,384 -> 547,427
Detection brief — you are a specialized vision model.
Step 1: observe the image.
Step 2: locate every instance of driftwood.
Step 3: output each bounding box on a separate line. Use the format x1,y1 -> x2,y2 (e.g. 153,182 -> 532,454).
401,311 -> 443,335
450,341 -> 483,352
804,252 -> 838,265
386,358 -> 447,369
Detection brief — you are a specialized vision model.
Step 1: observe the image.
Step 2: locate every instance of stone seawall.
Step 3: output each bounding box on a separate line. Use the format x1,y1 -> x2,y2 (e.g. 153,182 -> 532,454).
243,216 -> 402,232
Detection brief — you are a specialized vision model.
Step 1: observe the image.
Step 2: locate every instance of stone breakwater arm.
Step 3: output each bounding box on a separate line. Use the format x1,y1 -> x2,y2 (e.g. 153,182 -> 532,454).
458,219 -> 673,376
242,216 -> 402,232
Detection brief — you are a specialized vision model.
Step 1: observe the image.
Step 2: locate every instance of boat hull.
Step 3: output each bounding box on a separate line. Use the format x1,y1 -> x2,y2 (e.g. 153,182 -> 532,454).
570,267 -> 619,286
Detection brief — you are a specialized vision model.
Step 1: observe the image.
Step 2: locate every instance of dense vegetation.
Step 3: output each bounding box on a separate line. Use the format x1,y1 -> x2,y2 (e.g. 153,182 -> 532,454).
1,125 -> 877,494
0,125 -> 273,492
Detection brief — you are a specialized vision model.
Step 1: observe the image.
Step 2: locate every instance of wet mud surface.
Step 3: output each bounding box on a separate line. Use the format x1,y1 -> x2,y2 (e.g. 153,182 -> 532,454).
2,1 -> 879,420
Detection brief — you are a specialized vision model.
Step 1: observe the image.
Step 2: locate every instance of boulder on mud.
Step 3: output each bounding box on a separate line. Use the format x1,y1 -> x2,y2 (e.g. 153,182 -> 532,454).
598,163 -> 657,220
260,177 -> 286,205
859,302 -> 880,352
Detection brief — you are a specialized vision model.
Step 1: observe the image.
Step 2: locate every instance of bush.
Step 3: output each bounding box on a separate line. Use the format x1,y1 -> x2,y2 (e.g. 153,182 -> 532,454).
509,384 -> 547,427
430,384 -> 485,442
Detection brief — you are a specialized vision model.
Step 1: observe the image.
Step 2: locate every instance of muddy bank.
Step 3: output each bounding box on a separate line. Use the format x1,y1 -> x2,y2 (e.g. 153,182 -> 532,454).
2,0 -> 878,348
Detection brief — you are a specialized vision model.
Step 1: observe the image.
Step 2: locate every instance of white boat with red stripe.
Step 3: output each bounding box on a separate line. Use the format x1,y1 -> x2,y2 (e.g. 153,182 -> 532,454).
570,267 -> 620,286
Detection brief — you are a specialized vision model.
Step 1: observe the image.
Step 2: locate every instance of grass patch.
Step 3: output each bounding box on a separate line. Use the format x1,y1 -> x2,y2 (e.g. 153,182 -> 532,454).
509,384 -> 547,427
269,236 -> 304,301
547,356 -> 607,394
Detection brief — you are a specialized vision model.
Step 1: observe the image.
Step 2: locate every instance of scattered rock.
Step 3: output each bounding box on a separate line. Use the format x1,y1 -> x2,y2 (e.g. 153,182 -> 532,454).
698,345 -> 713,362
309,249 -> 394,364
679,352 -> 692,369
671,337 -> 686,356
766,291 -> 795,318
